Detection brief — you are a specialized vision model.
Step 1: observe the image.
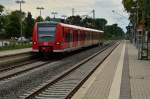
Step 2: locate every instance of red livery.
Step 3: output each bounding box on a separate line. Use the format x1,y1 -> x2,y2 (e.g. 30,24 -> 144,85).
32,21 -> 104,53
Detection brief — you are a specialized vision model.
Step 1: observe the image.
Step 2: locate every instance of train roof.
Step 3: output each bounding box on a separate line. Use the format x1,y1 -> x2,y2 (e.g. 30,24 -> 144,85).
59,23 -> 104,33
37,21 -> 104,33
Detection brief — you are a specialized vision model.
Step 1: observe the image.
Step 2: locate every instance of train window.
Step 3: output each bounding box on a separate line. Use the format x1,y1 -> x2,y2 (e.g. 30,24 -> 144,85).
87,32 -> 90,40
78,31 -> 80,41
89,32 -> 91,40
62,27 -> 65,38
73,30 -> 76,41
69,33 -> 72,42
38,26 -> 56,42
85,32 -> 87,40
64,33 -> 66,42
70,31 -> 73,42
80,31 -> 83,41
83,32 -> 86,40
76,31 -> 79,41
87,32 -> 89,40
65,33 -> 69,42
65,32 -> 72,42
79,31 -> 82,41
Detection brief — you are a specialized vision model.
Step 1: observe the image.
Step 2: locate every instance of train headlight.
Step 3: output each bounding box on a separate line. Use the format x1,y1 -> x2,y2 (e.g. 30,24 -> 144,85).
56,42 -> 61,45
33,42 -> 36,45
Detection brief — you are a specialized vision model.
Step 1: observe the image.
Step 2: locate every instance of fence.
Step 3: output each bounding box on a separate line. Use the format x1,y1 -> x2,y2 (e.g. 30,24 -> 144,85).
0,40 -> 32,51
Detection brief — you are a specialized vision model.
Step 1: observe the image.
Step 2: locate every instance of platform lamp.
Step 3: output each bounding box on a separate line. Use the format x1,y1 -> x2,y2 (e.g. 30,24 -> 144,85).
36,7 -> 44,17
16,0 -> 25,40
51,11 -> 58,19
61,15 -> 67,23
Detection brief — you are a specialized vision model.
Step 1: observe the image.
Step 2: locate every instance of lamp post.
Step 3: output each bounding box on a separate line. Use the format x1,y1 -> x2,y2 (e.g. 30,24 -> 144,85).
72,8 -> 75,16
16,0 -> 25,39
36,7 -> 44,17
61,15 -> 67,20
51,11 -> 58,19
16,0 -> 25,12
61,15 -> 67,22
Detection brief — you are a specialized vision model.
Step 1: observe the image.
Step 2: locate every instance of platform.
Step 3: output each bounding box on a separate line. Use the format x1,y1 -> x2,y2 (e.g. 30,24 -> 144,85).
71,40 -> 150,99
0,48 -> 32,57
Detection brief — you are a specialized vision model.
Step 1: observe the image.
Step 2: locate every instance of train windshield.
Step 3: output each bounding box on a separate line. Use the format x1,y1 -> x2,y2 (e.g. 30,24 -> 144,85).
38,23 -> 56,42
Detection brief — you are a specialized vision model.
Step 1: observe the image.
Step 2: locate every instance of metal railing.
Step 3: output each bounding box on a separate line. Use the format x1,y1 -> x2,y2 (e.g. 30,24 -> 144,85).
0,40 -> 31,51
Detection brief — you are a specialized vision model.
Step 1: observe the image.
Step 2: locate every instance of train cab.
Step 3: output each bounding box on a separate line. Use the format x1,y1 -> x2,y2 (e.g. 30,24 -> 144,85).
33,21 -> 57,53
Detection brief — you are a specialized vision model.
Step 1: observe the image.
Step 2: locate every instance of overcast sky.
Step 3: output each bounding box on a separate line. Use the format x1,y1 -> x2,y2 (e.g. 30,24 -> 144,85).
0,0 -> 129,31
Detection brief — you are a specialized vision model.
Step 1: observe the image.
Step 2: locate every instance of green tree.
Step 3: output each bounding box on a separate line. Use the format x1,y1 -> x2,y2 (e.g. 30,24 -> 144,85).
45,16 -> 50,21
0,5 -> 4,32
23,12 -> 35,38
104,24 -> 124,39
0,5 -> 4,14
95,18 -> 107,30
36,16 -> 44,22
5,10 -> 25,38
122,0 -> 134,12
66,15 -> 82,26
82,17 -> 94,28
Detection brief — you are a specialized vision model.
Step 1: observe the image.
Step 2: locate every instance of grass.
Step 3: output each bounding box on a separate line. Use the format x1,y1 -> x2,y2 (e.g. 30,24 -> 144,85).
0,43 -> 32,51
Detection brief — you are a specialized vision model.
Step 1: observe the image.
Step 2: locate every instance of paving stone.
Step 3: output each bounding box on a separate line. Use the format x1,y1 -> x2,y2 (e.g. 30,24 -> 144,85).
128,42 -> 150,99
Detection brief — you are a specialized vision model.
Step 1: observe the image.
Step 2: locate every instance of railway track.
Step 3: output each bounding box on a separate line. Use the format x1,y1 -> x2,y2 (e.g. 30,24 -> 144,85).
0,52 -> 36,68
0,46 -> 99,82
0,52 -> 32,61
0,60 -> 53,81
20,42 -> 119,99
0,58 -> 41,72
0,42 -> 111,82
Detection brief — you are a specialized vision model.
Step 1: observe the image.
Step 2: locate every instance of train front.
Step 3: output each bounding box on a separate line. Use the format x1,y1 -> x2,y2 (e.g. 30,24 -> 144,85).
32,22 -> 57,53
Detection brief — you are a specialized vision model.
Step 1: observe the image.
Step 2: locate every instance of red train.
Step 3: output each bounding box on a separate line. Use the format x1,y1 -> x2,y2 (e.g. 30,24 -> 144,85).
32,21 -> 104,53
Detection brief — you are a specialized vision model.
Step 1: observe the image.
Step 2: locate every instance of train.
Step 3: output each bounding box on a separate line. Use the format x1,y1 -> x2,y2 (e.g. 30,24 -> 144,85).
32,21 -> 104,53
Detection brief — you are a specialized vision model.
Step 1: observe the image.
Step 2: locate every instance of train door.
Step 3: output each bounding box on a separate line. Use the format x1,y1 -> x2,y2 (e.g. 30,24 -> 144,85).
73,30 -> 77,48
78,30 -> 82,47
80,31 -> 83,47
87,31 -> 89,46
77,30 -> 80,48
63,27 -> 68,49
69,29 -> 73,48
89,32 -> 91,45
84,31 -> 87,46
91,32 -> 93,45
82,31 -> 85,47
66,30 -> 73,49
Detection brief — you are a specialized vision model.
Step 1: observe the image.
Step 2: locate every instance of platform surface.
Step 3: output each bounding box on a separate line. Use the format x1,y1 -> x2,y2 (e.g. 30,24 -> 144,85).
0,48 -> 32,57
72,41 -> 150,99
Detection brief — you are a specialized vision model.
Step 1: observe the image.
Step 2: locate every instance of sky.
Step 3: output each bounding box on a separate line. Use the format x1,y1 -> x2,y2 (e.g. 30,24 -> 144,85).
0,0 -> 129,32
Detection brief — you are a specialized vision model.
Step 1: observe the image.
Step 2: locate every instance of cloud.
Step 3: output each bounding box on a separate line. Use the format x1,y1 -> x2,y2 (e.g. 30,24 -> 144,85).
94,0 -> 129,31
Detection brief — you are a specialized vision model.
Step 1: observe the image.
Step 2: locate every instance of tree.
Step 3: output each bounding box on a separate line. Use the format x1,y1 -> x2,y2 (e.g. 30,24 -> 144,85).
104,24 -> 125,39
95,18 -> 107,30
23,12 -> 35,38
123,0 -> 150,40
66,15 -> 82,26
82,17 -> 94,28
0,5 -> 4,33
45,16 -> 50,21
5,10 -> 25,38
36,16 -> 43,22
122,0 -> 134,12
0,5 -> 4,14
